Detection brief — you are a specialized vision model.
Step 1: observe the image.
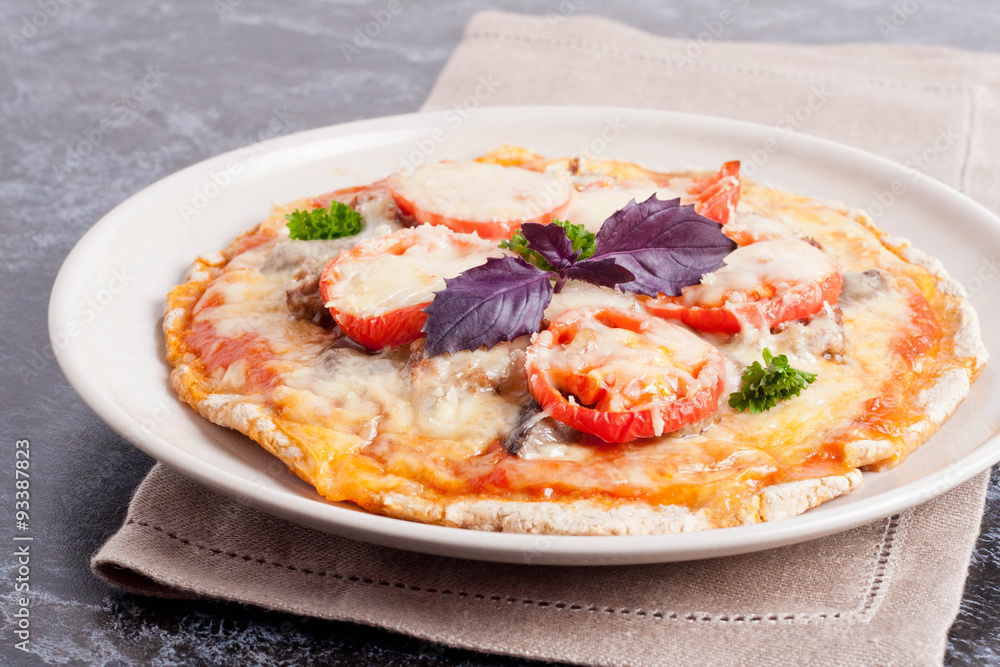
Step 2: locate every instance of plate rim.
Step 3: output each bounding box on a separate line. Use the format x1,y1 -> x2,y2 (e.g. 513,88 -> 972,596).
49,104 -> 1000,565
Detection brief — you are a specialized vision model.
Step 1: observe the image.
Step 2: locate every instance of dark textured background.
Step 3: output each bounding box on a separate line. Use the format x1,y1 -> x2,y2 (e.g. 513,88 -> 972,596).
1,1 -> 998,664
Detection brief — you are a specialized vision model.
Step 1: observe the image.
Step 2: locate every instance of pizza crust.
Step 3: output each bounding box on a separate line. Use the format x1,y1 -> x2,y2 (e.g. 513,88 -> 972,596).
374,470 -> 862,535
172,325 -> 870,536
162,158 -> 988,535
851,205 -> 988,369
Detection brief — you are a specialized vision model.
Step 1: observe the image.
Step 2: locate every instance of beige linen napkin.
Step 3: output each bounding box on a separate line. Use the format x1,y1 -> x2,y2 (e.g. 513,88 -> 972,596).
94,11 -> 999,666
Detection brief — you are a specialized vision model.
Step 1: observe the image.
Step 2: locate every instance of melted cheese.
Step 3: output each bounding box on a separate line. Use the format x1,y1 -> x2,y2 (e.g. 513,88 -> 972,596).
544,282 -> 638,321
724,212 -> 799,244
533,310 -> 715,411
561,183 -> 691,232
325,225 -> 500,316
390,161 -> 572,223
174,159 -> 972,526
682,238 -> 837,307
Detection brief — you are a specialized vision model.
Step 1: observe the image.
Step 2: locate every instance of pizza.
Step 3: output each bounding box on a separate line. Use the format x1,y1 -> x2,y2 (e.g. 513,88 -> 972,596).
163,145 -> 987,535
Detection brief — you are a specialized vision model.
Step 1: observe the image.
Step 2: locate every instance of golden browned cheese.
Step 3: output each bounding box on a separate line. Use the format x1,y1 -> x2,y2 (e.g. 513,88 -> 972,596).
163,147 -> 986,534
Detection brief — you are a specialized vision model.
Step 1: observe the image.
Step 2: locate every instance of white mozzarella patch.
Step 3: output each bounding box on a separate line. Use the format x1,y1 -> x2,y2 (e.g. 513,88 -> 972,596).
725,212 -> 798,242
411,384 -> 521,446
533,311 -> 717,412
198,273 -> 288,339
683,239 -> 837,307
326,225 -> 500,316
217,359 -> 247,391
561,183 -> 691,233
391,161 -> 572,223
225,245 -> 272,271
544,282 -> 639,321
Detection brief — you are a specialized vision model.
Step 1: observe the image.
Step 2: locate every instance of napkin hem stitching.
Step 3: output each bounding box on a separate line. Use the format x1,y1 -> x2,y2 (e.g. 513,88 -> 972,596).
856,512 -> 905,619
465,30 -> 969,94
122,515 -> 902,624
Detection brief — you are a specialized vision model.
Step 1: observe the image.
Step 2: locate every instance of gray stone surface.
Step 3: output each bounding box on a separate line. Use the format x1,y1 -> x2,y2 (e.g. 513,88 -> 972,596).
0,0 -> 997,664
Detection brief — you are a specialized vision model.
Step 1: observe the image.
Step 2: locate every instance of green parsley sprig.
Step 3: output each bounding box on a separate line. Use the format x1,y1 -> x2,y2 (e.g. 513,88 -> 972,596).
286,200 -> 364,241
500,219 -> 595,271
728,348 -> 817,414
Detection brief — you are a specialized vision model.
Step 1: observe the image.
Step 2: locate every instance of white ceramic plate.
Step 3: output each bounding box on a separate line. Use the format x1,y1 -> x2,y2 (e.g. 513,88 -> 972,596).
50,106 -> 1000,565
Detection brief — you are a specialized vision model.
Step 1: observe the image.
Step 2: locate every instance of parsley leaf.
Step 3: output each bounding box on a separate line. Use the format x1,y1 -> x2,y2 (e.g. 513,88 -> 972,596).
728,348 -> 817,413
500,219 -> 595,271
286,200 -> 364,241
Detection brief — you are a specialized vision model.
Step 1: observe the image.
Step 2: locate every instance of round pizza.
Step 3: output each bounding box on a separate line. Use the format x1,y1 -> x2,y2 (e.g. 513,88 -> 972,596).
163,145 -> 987,535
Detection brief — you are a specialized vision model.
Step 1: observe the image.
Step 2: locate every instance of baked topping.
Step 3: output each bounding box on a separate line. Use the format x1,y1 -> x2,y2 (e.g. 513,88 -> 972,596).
644,238 -> 843,334
525,307 -> 726,442
317,225 -> 498,351
163,148 -> 984,534
389,161 -> 573,239
687,159 -> 741,224
423,195 -> 736,356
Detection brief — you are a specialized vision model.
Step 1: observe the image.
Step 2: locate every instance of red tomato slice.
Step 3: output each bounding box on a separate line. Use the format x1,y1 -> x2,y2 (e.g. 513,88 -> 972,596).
525,307 -> 726,443
325,304 -> 430,352
721,213 -> 797,247
319,225 -> 499,350
688,160 -> 741,224
389,161 -> 572,240
644,239 -> 843,334
310,178 -> 390,210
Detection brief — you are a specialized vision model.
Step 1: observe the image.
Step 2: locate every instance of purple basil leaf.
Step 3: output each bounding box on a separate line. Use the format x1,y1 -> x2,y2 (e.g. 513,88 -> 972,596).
563,256 -> 635,289
520,222 -> 577,269
422,256 -> 554,356
592,195 -> 737,296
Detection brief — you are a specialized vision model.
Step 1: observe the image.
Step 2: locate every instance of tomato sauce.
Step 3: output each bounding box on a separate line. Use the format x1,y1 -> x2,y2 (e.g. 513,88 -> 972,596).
185,319 -> 280,393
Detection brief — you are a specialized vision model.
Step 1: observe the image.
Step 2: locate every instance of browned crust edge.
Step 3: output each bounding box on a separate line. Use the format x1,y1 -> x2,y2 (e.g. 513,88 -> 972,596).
160,177 -> 987,535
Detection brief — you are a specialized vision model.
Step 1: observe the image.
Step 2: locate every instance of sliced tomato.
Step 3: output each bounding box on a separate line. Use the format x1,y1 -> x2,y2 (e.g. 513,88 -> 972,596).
688,160 -> 741,225
319,225 -> 499,350
310,178 -> 389,210
326,305 -> 430,352
720,213 -> 798,247
389,161 -> 572,239
525,307 -> 726,443
643,238 -> 843,334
